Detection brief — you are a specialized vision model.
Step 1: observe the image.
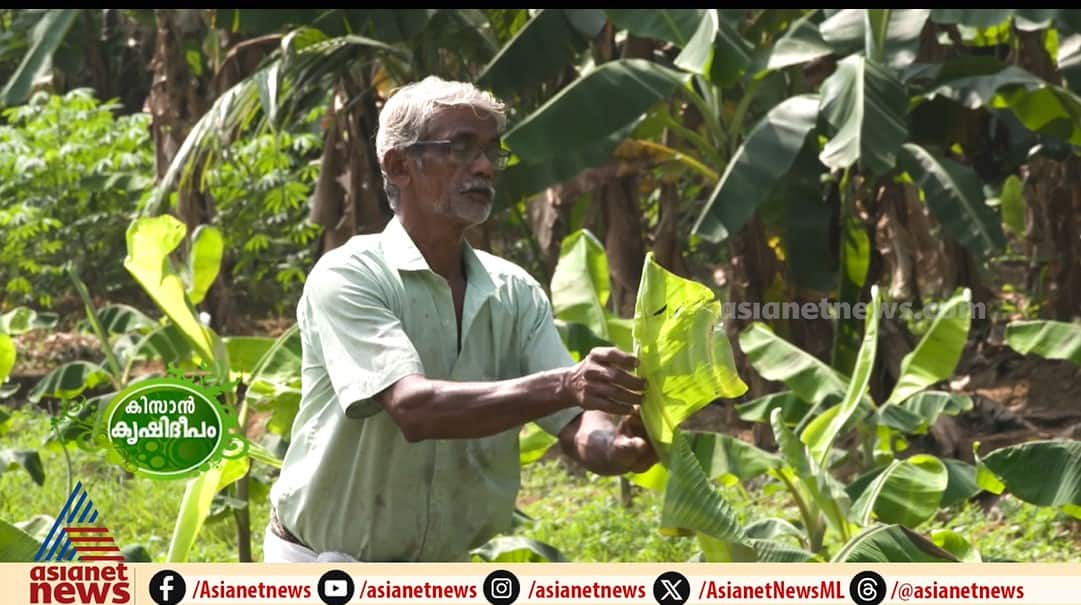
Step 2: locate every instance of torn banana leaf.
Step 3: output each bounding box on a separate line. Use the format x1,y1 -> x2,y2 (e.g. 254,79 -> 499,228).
633,253 -> 747,457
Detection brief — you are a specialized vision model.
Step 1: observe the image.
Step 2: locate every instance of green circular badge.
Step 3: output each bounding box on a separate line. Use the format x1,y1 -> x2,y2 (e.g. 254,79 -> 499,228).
104,376 -> 245,479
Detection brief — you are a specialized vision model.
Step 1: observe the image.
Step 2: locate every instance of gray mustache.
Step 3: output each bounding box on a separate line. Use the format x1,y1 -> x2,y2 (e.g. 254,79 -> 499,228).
461,181 -> 495,197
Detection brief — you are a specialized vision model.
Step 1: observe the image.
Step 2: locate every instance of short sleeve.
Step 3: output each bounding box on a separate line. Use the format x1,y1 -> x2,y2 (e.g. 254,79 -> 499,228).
301,258 -> 425,418
517,279 -> 583,436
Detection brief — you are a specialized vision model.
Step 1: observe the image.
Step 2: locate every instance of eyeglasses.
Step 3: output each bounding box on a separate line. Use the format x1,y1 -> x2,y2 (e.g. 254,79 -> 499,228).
408,136 -> 510,170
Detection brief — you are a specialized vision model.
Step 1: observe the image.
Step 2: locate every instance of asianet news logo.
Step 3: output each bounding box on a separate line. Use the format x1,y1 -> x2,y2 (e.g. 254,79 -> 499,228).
29,481 -> 131,604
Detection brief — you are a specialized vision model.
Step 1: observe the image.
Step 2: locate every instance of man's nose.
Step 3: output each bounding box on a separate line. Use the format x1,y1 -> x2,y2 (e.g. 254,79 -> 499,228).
470,149 -> 495,178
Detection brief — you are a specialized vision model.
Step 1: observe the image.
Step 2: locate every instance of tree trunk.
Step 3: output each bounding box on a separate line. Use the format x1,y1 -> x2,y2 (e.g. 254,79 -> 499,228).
726,217 -> 784,447
145,10 -> 206,183
311,75 -> 391,259
652,183 -> 688,276
346,73 -> 391,235
726,217 -> 783,400
601,177 -> 646,317
1026,157 -> 1081,321
145,10 -> 210,231
82,11 -> 112,101
309,92 -> 355,254
526,187 -> 571,276
598,33 -> 653,318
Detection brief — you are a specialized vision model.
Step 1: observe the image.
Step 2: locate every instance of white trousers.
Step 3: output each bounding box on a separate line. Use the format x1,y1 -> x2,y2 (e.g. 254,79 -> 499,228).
262,525 -> 358,562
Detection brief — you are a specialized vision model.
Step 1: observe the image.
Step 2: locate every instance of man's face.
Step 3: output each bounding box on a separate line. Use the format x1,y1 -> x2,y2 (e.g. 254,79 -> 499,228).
405,106 -> 501,227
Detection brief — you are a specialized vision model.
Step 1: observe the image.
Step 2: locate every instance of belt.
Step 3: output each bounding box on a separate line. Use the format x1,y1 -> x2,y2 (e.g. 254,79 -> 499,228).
269,507 -> 309,549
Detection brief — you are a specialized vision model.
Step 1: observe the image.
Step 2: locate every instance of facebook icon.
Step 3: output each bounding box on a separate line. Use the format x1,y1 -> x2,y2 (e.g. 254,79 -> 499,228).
149,569 -> 186,605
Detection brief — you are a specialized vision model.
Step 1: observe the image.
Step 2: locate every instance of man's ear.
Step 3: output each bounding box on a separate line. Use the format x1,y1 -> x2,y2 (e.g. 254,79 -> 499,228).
383,148 -> 411,189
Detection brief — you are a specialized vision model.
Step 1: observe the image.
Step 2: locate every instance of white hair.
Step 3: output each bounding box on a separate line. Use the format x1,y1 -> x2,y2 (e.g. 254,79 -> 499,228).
376,76 -> 507,212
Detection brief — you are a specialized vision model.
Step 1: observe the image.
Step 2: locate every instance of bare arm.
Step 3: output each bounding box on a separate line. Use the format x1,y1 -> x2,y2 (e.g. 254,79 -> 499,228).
375,369 -> 569,441
375,347 -> 646,442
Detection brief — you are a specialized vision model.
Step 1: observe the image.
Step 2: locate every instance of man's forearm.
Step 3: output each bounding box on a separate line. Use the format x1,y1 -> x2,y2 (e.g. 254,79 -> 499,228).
377,370 -> 575,441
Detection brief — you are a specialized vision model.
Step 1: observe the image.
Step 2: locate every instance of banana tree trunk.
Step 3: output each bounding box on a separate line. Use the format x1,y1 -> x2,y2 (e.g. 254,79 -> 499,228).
145,9 -> 206,182
526,187 -> 571,275
1026,157 -> 1081,321
311,77 -> 391,258
145,9 -> 211,254
602,177 -> 646,317
726,217 -> 783,448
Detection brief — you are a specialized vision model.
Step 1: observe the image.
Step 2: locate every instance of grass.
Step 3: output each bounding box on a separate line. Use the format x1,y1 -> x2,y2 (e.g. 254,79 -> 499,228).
3,408 -> 1080,562
0,408 -> 268,562
515,458 -> 699,562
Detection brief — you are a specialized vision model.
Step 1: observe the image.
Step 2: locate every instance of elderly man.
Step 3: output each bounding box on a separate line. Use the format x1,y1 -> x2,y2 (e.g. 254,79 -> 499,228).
266,76 -> 656,562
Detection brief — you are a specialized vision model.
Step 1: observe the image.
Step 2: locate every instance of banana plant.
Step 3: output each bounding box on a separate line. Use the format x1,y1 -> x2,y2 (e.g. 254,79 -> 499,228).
0,307 -> 56,494
697,9 -> 1081,247
0,407 -> 44,487
550,230 -> 634,354
1004,320 -> 1081,366
734,287 -> 983,548
495,9 -> 1081,381
518,228 -> 638,466
494,9 -> 754,207
470,536 -> 568,563
738,287 -> 976,468
122,215 -> 295,562
1,305 -> 58,395
656,281 -> 1079,561
697,9 -> 1081,370
519,232 -> 1077,562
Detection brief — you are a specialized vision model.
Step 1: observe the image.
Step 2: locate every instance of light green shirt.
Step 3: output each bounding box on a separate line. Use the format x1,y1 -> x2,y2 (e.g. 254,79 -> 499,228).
269,216 -> 581,561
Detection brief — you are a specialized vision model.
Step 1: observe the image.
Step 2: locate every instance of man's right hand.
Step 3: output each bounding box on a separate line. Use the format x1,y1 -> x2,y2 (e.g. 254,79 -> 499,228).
561,347 -> 646,414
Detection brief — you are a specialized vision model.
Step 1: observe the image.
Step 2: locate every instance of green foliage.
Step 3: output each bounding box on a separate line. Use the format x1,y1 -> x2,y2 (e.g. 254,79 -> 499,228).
0,518 -> 42,562
478,10 -> 603,99
1,408 -> 1079,563
518,422 -> 558,465
0,89 -> 153,307
124,215 -> 217,365
549,230 -> 611,340
886,288 -> 972,404
801,286 -> 880,466
978,441 -> 1081,510
818,55 -> 908,175
0,409 -> 270,562
166,465 -> 225,562
832,525 -> 956,562
660,431 -> 745,545
849,455 -> 948,527
634,253 -> 747,454
244,325 -> 302,437
0,9 -> 79,107
1005,320 -> 1081,365
898,144 -> 1006,260
517,459 -> 698,562
694,95 -> 819,242
0,448 -> 44,485
503,59 -> 688,162
517,458 -> 1081,562
3,7 -> 1080,566
470,536 -> 567,562
204,119 -> 322,313
122,213 -> 301,562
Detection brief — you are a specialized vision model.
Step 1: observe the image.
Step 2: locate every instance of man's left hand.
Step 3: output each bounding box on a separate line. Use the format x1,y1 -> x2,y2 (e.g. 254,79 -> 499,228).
609,407 -> 658,474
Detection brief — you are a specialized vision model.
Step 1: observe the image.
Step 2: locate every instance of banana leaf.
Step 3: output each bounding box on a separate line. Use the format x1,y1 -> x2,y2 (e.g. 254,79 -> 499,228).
833,524 -> 958,562
633,254 -> 747,457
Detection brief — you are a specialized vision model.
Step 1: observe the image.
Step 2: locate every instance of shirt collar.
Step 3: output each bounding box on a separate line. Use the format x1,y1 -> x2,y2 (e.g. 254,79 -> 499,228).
381,215 -> 429,271
381,215 -> 496,298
